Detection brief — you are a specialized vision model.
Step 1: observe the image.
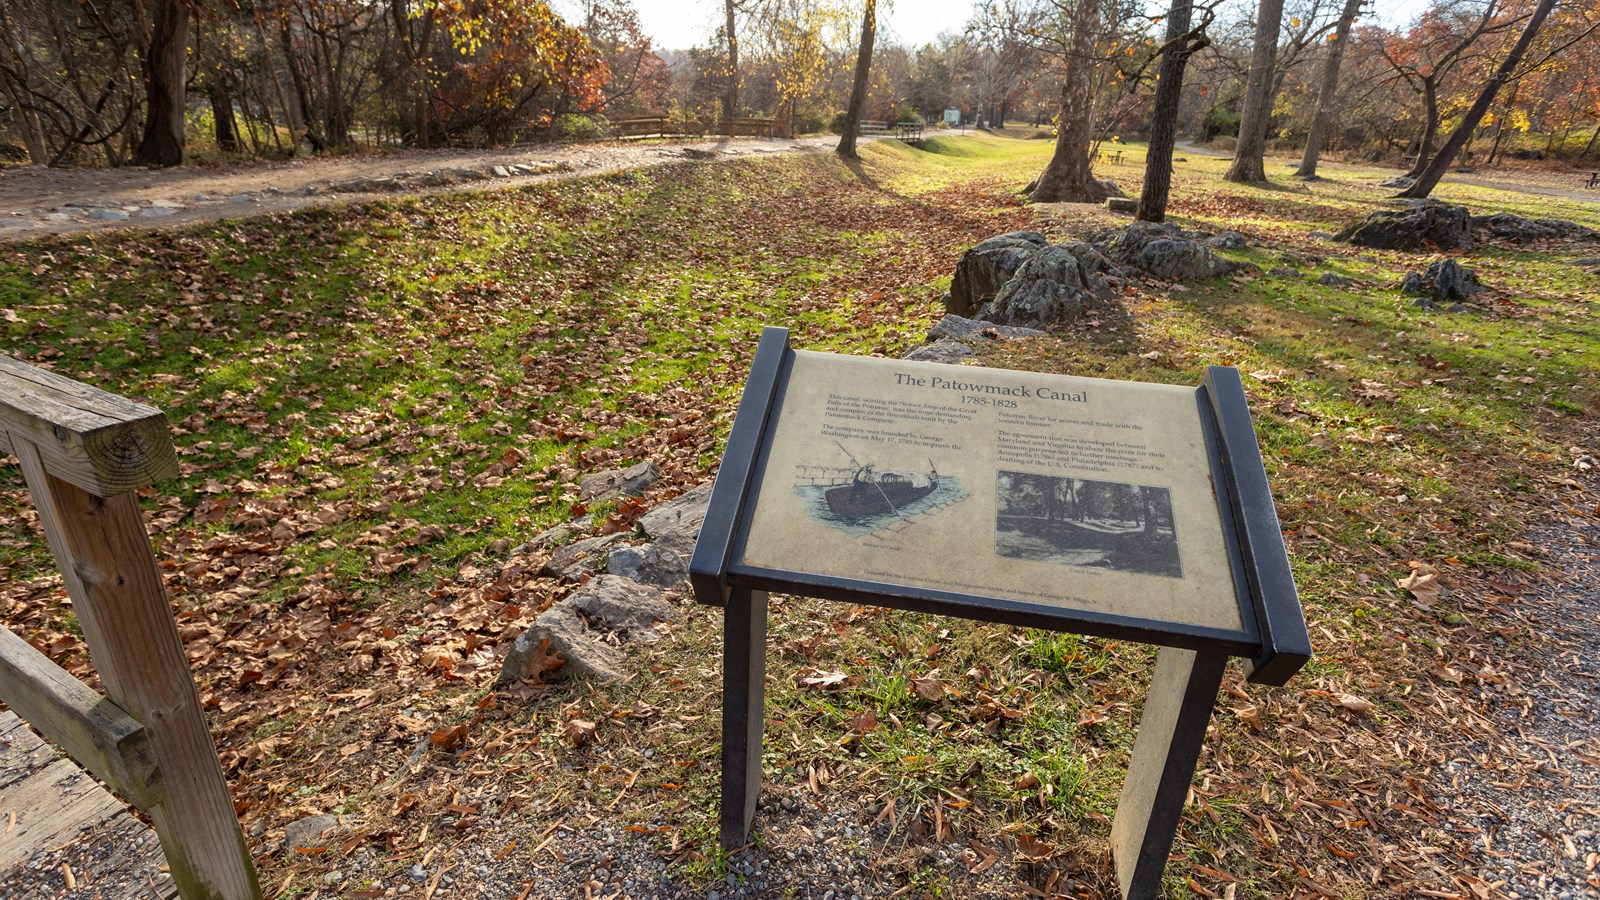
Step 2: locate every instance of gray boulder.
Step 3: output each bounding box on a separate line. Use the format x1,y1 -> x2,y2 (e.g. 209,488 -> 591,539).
1106,197 -> 1139,214
927,314 -> 1046,342
903,339 -> 976,365
1401,258 -> 1482,303
1317,273 -> 1355,287
1099,222 -> 1235,281
579,460 -> 660,502
539,533 -> 626,582
1335,202 -> 1472,251
1470,213 -> 1600,245
606,543 -> 688,588
1203,231 -> 1249,250
945,231 -> 1049,317
636,483 -> 713,538
979,245 -> 1115,327
498,575 -> 678,683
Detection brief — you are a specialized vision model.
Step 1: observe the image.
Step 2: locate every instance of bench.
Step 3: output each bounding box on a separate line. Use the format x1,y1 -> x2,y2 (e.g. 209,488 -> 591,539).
1585,171 -> 1600,189
715,116 -> 775,137
1098,148 -> 1125,165
614,115 -> 679,138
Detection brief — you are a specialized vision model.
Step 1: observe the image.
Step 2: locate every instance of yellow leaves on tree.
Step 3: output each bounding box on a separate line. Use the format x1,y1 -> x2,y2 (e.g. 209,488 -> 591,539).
427,0 -> 608,140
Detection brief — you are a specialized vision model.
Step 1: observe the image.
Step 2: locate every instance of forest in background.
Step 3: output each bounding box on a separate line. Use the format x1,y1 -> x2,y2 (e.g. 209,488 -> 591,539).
0,0 -> 1597,174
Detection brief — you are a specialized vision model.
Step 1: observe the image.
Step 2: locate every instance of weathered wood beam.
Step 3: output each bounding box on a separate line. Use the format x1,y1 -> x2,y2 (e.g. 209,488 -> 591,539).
12,435 -> 261,900
0,354 -> 178,496
0,626 -> 165,810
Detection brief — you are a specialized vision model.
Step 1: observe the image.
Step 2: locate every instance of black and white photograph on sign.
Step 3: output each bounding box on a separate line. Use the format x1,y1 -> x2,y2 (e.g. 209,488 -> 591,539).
792,443 -> 968,537
994,472 -> 1182,578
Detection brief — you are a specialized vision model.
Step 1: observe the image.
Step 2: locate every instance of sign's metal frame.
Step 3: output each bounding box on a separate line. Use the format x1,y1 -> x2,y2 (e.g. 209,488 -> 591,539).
690,326 -> 1311,898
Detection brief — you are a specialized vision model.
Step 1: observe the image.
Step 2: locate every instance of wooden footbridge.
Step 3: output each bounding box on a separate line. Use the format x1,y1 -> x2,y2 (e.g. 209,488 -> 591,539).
0,355 -> 260,899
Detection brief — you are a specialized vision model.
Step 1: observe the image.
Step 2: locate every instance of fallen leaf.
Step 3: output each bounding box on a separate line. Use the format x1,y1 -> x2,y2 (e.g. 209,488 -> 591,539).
564,718 -> 597,746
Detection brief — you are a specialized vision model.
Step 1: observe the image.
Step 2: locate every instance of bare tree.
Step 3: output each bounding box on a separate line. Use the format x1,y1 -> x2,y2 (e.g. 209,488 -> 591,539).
134,0 -> 190,166
1138,0 -> 1214,221
1401,0 -> 1595,197
1030,0 -> 1111,202
836,0 -> 877,158
1296,0 -> 1365,176
1223,0 -> 1286,181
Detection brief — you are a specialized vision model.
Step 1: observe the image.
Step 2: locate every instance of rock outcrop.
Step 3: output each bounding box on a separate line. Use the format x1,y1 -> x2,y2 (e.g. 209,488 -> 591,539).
1335,202 -> 1473,251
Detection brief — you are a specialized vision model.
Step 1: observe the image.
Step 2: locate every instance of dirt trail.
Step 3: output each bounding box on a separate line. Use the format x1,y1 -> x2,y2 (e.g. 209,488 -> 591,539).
0,135 -> 851,243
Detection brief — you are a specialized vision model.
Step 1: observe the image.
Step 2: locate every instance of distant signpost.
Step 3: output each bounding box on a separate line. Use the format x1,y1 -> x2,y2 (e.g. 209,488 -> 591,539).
691,327 -> 1311,899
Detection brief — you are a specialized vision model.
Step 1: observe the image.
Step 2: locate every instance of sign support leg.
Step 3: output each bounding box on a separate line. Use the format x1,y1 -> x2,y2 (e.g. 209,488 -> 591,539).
719,587 -> 768,848
1111,646 -> 1227,899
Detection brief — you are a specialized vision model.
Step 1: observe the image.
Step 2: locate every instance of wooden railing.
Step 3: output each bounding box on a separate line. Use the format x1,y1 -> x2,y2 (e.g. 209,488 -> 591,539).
0,354 -> 261,900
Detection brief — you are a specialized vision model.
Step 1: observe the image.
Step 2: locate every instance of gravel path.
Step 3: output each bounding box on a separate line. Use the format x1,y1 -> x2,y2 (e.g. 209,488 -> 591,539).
0,134 -> 869,243
1441,479 -> 1600,899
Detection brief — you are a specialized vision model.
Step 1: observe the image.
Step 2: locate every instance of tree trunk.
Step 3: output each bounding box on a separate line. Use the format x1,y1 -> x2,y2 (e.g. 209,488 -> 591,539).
1031,0 -> 1108,202
134,0 -> 189,167
1138,0 -> 1203,222
1296,0 -> 1362,177
1401,0 -> 1558,199
1405,80 -> 1439,178
1582,121 -> 1600,159
837,0 -> 877,159
1486,82 -> 1519,165
279,17 -> 319,152
723,0 -> 739,133
207,83 -> 240,153
1224,0 -> 1286,182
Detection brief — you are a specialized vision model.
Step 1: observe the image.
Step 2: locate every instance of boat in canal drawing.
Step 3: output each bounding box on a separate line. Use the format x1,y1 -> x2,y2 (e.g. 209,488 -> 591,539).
793,443 -> 962,533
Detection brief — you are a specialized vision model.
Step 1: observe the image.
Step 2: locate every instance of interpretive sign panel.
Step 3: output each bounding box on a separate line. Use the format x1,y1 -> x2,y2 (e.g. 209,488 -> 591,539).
691,327 -> 1311,897
738,350 -> 1244,635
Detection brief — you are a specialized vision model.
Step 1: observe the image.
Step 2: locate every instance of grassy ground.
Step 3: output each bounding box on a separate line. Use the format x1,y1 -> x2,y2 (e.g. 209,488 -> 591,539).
2,134 -> 1598,898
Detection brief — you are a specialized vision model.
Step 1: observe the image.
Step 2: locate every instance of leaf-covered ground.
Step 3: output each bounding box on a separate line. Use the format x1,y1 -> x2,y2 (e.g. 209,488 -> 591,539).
2,135 -> 1599,898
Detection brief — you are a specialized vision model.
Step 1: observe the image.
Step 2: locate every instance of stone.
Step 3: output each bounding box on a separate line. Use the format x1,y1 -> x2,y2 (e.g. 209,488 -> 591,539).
606,543 -> 689,588
579,460 -> 660,502
1267,268 -> 1301,279
540,533 -> 626,581
1470,213 -> 1600,245
148,198 -> 184,209
285,814 -> 339,850
979,244 -> 1115,327
139,207 -> 178,218
1202,231 -> 1249,250
927,314 -> 1046,342
1106,197 -> 1139,214
1307,231 -> 1334,240
86,209 -> 128,221
902,339 -> 975,365
945,231 -> 1049,317
1401,258 -> 1483,302
491,165 -> 512,177
1334,202 -> 1472,251
498,576 -> 678,683
1378,176 -> 1416,189
639,483 -> 713,543
1099,221 -> 1235,281
1317,273 -> 1355,287
228,193 -> 256,204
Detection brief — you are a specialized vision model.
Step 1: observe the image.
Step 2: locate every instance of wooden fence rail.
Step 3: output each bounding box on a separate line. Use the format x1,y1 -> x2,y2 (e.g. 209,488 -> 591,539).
0,353 -> 262,900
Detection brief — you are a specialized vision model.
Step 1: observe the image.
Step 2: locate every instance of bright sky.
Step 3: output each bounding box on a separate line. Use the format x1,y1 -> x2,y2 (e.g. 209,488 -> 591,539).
603,0 -> 1435,53
620,0 -> 983,51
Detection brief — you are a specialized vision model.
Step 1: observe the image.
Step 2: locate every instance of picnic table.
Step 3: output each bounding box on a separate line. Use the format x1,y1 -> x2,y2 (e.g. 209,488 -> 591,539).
1585,171 -> 1600,189
1099,148 -> 1125,165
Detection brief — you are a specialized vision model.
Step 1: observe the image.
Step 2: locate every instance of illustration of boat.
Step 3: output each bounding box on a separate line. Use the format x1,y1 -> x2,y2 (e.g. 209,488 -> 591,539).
817,443 -> 938,519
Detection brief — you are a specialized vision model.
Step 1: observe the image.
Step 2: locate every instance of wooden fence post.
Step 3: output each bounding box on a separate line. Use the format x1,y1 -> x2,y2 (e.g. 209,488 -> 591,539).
2,356 -> 261,900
